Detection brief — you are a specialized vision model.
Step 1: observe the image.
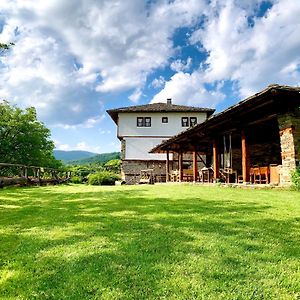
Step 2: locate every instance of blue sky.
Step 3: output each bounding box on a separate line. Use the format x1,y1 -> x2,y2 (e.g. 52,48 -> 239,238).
1,0 -> 300,153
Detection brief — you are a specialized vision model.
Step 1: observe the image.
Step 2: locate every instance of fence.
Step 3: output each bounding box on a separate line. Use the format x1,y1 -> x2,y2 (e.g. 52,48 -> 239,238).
0,163 -> 71,188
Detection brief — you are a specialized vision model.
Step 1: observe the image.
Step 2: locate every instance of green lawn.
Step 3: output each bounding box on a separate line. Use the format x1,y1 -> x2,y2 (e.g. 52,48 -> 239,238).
0,184 -> 300,299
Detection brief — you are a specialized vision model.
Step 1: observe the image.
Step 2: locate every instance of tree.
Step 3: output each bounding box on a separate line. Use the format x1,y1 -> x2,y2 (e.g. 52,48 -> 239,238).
104,159 -> 121,173
0,101 -> 62,168
0,42 -> 14,54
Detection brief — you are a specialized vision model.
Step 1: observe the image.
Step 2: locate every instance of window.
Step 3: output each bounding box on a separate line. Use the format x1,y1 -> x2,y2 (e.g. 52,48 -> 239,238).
181,117 -> 189,127
190,117 -> 197,126
137,117 -> 144,127
162,117 -> 168,123
137,117 -> 151,127
145,117 -> 151,127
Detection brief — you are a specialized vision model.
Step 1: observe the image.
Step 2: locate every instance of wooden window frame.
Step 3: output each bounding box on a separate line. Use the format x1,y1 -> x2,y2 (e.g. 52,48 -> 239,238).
137,117 -> 144,127
181,117 -> 189,127
137,117 -> 151,127
145,117 -> 151,127
190,117 -> 197,126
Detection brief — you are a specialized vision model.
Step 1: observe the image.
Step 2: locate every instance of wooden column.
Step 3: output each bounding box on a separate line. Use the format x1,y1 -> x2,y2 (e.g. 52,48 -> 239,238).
213,140 -> 219,182
193,150 -> 198,182
241,130 -> 250,183
166,150 -> 170,182
178,150 -> 183,182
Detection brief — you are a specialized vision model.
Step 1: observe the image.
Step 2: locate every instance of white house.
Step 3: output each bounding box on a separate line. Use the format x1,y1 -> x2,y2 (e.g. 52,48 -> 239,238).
107,99 -> 214,184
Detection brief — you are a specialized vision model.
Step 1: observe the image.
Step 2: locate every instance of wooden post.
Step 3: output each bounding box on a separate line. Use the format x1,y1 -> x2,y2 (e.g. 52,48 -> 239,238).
178,150 -> 183,182
193,150 -> 198,182
37,168 -> 41,186
213,140 -> 219,182
241,130 -> 250,183
166,150 -> 170,182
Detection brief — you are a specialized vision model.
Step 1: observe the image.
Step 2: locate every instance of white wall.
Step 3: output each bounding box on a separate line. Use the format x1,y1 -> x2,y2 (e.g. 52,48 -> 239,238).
118,112 -> 207,137
125,137 -> 172,160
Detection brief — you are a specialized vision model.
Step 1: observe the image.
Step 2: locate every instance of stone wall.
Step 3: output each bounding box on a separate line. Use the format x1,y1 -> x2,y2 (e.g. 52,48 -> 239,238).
120,139 -> 126,160
278,108 -> 300,186
122,160 -> 166,184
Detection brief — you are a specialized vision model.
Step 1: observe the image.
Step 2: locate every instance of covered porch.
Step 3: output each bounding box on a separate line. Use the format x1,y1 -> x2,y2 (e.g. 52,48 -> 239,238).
150,85 -> 300,186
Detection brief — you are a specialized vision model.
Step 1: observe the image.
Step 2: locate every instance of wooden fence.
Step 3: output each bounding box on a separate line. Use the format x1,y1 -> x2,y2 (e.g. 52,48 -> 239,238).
0,163 -> 71,188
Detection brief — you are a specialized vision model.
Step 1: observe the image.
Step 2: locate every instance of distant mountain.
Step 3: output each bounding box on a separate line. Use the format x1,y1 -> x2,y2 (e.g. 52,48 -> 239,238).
54,150 -> 98,163
68,152 -> 120,165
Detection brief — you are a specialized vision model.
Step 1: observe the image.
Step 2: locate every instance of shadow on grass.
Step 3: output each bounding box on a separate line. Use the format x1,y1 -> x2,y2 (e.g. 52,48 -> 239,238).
0,185 -> 299,299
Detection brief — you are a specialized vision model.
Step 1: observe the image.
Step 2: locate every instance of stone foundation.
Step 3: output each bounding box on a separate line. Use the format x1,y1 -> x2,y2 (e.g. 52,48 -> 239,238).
278,108 -> 300,186
122,160 -> 166,184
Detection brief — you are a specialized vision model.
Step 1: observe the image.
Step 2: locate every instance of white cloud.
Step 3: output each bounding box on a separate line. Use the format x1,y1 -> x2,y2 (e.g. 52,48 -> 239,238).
0,0 -> 207,126
152,71 -> 225,107
190,0 -> 300,97
152,0 -> 300,104
170,57 -> 192,72
151,76 -> 166,89
129,88 -> 142,103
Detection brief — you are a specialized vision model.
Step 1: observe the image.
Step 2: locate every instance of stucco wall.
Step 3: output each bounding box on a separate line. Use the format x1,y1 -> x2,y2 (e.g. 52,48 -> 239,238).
124,137 -> 173,160
118,112 -> 207,137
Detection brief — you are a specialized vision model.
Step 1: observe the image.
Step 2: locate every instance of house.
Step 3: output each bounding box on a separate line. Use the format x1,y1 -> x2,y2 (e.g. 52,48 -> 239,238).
107,99 -> 214,184
150,85 -> 300,186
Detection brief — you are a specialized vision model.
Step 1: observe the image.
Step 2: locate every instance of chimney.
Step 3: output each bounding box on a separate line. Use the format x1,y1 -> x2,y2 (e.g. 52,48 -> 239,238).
167,98 -> 172,105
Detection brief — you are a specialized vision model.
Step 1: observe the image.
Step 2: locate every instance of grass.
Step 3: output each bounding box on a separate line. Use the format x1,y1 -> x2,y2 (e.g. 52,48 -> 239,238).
0,184 -> 300,299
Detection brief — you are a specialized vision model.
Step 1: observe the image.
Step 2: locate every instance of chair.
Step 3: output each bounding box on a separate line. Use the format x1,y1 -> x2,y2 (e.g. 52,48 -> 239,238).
250,167 -> 260,184
259,166 -> 269,184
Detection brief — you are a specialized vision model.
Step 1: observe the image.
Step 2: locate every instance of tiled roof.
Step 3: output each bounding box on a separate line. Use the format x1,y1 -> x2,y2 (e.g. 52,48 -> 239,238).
107,102 -> 215,124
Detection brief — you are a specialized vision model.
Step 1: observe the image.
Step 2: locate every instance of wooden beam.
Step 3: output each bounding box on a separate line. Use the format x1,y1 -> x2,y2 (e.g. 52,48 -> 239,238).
166,150 -> 170,182
241,130 -> 250,183
213,140 -> 219,181
178,150 -> 183,182
193,151 -> 198,182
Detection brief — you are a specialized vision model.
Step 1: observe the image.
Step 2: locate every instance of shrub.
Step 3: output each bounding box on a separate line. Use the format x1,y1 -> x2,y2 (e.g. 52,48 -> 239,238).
291,167 -> 300,191
70,176 -> 83,184
88,171 -> 120,186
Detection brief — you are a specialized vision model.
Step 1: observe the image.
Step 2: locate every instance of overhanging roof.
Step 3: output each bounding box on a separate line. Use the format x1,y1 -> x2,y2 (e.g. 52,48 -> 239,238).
150,84 -> 300,153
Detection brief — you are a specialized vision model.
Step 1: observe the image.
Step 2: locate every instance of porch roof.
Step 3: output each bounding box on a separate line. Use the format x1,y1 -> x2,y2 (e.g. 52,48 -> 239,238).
150,84 -> 300,153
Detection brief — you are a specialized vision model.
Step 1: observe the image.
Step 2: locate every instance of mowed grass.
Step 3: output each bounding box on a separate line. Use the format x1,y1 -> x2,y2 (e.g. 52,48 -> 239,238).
0,184 -> 300,300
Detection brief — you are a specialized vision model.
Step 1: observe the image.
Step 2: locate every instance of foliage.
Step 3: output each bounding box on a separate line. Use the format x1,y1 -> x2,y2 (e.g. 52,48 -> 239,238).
0,185 -> 300,299
0,101 -> 61,168
88,171 -> 120,185
0,42 -> 14,55
291,167 -> 300,191
70,175 -> 83,184
69,164 -> 105,178
68,151 -> 120,165
104,159 -> 121,173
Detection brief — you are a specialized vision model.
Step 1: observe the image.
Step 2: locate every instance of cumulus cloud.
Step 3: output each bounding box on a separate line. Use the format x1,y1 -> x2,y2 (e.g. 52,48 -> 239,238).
0,0 -> 206,125
129,88 -> 143,103
170,57 -> 192,72
190,0 -> 300,96
152,71 -> 224,107
151,76 -> 166,89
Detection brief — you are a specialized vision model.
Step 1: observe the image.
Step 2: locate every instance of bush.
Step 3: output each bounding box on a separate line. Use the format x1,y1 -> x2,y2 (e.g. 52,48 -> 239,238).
70,176 -> 83,184
291,167 -> 300,191
88,171 -> 120,186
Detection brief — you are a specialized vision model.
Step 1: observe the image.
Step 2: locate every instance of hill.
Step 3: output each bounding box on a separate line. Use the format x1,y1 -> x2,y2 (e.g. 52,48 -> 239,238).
67,152 -> 120,165
54,150 -> 98,163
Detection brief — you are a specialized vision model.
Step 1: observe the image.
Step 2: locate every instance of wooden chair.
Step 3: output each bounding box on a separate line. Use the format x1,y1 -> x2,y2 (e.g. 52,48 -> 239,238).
250,167 -> 260,184
259,166 -> 269,184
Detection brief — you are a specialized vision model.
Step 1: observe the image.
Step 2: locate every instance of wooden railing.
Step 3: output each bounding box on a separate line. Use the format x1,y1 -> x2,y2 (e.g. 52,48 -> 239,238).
0,163 -> 71,188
